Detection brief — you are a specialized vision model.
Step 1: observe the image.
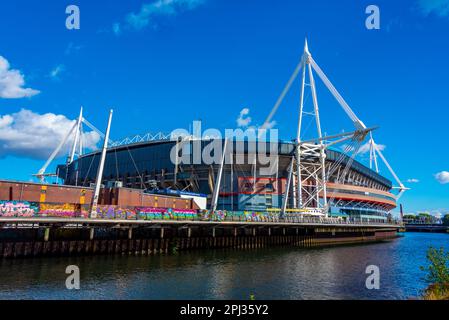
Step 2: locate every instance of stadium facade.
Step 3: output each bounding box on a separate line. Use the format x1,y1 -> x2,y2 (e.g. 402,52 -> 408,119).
51,41 -> 405,222
58,138 -> 397,222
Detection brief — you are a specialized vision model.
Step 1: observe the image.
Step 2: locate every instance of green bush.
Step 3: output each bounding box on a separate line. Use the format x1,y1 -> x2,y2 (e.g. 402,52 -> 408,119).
420,246 -> 449,299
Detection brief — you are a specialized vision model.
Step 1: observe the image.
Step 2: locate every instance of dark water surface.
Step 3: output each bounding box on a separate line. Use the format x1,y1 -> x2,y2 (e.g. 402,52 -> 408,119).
0,232 -> 447,300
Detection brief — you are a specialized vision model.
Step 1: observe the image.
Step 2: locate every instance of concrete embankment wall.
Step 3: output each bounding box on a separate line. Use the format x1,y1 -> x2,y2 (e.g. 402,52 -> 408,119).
0,225 -> 398,258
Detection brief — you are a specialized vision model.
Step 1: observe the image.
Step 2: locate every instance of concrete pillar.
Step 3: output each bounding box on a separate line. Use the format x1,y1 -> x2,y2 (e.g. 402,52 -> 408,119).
187,227 -> 192,238
212,227 -> 216,238
160,227 -> 164,239
268,228 -> 271,236
252,228 -> 256,237
233,227 -> 237,237
128,228 -> 133,240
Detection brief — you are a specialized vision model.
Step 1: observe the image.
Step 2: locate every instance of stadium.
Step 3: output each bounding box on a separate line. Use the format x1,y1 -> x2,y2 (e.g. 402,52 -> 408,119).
44,41 -> 406,223
57,136 -> 397,222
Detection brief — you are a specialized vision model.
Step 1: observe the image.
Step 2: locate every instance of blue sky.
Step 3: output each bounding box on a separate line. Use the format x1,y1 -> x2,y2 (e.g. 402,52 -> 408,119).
0,0 -> 448,214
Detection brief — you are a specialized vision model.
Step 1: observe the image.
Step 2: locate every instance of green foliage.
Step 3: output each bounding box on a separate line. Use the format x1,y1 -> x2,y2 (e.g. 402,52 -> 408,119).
443,214 -> 449,227
403,214 -> 416,220
418,212 -> 431,217
420,246 -> 449,298
249,294 -> 256,300
418,213 -> 433,223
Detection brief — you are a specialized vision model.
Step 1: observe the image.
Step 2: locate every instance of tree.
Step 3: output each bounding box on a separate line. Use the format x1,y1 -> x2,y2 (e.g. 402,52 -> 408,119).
418,212 -> 433,223
443,214 -> 449,227
420,246 -> 449,299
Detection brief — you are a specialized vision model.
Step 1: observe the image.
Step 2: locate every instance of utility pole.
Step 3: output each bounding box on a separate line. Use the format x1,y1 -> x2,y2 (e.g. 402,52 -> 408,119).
90,109 -> 113,218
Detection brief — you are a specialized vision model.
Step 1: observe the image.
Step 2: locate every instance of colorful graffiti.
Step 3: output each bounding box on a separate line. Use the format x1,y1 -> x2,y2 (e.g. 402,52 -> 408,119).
39,203 -> 88,218
96,206 -> 137,220
136,207 -> 198,220
0,201 -> 38,217
242,211 -> 279,222
199,210 -> 226,221
0,200 -> 280,222
198,210 -> 279,222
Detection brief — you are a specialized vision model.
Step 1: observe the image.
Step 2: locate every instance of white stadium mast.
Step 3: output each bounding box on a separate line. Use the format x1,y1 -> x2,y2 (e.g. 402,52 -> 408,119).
261,39 -> 408,217
34,107 -> 109,183
368,134 -> 409,200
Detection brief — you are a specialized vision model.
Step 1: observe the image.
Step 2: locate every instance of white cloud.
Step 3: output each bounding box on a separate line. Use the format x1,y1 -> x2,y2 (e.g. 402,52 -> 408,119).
0,109 -> 100,159
236,108 -> 252,127
113,23 -> 122,36
0,56 -> 40,99
117,0 -> 205,33
342,141 -> 386,154
360,141 -> 386,154
407,178 -> 420,183
65,42 -> 83,55
435,171 -> 449,184
416,0 -> 449,17
49,64 -> 65,80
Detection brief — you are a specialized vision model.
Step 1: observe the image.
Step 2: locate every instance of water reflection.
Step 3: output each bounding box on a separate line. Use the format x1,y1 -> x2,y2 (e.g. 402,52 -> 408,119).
0,233 -> 447,300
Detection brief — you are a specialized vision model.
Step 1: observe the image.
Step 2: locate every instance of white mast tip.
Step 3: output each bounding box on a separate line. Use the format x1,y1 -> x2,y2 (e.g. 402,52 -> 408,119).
304,38 -> 310,55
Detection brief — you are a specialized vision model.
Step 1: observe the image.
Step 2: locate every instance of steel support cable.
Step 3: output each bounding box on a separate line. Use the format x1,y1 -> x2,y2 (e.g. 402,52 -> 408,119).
326,140 -> 361,204
114,147 -> 119,181
310,58 -> 366,130
38,121 -> 78,175
373,142 -> 404,188
339,139 -> 364,184
327,132 -> 364,177
260,58 -> 304,131
326,140 -> 358,179
82,153 -> 96,187
125,145 -> 147,189
78,124 -> 83,157
373,141 -> 407,200
326,145 -> 351,180
327,138 -> 364,207
82,118 -> 117,149
82,118 -> 105,139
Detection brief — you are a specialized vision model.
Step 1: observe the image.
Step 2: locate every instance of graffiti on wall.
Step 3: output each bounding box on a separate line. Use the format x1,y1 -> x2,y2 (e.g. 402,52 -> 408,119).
199,210 -> 226,221
136,207 -> 198,220
0,201 -> 38,217
242,211 -> 279,222
198,210 -> 279,222
96,206 -> 137,220
39,203 -> 89,218
0,201 -> 278,222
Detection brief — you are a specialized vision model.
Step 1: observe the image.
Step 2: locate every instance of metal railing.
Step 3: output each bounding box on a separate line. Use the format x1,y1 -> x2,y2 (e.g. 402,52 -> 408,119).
0,201 -> 400,226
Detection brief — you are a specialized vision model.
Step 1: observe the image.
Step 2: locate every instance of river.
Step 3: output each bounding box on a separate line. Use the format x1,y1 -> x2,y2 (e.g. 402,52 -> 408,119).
0,232 -> 447,300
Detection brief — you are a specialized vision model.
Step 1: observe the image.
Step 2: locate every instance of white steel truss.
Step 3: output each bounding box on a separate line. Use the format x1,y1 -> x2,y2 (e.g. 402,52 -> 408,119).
368,134 -> 409,200
263,40 -> 389,217
34,107 -> 109,183
109,132 -> 172,147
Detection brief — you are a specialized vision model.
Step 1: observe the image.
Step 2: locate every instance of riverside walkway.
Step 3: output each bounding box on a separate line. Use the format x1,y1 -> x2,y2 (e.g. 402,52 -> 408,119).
0,215 -> 401,229
0,215 -> 401,258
